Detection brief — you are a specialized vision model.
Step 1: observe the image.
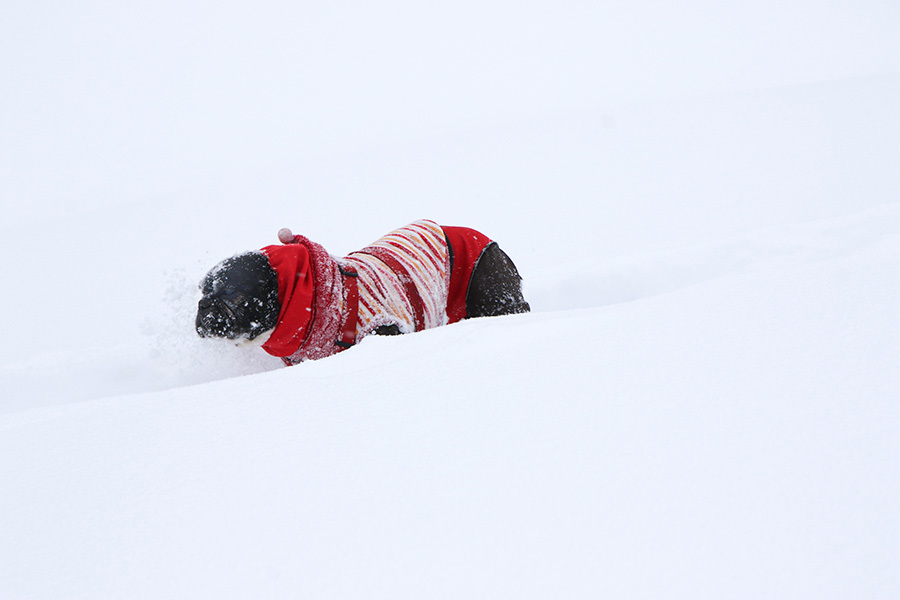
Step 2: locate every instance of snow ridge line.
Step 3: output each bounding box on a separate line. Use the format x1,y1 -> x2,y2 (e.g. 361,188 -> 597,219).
526,203 -> 900,312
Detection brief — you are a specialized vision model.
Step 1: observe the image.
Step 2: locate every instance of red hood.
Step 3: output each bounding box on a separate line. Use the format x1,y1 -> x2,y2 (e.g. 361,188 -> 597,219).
260,235 -> 345,362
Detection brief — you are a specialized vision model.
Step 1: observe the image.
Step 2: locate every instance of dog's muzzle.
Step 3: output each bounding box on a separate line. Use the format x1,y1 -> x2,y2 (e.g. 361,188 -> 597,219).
195,297 -> 238,339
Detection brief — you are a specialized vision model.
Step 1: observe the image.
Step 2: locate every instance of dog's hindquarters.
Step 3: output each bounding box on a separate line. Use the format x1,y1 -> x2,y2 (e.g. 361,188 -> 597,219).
442,225 -> 530,321
465,242 -> 530,318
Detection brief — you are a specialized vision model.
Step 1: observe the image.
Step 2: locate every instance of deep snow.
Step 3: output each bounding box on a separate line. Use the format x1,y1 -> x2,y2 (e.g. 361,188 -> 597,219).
2,1 -> 900,598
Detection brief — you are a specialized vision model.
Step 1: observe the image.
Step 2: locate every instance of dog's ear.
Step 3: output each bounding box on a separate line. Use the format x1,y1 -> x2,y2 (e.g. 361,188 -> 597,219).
196,251 -> 280,340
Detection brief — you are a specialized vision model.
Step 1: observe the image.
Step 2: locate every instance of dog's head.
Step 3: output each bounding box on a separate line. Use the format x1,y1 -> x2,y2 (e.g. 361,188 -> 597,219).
195,251 -> 280,341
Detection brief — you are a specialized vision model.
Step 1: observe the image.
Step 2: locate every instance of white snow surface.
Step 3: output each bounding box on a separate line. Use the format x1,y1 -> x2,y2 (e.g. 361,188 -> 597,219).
2,2 -> 900,598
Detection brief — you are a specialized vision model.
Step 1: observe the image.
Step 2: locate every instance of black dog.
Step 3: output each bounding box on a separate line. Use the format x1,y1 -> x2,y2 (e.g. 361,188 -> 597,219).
197,220 -> 528,364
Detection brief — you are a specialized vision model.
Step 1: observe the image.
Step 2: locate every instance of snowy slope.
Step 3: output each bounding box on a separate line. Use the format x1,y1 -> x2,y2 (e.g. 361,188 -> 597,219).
3,209 -> 899,598
2,1 -> 900,598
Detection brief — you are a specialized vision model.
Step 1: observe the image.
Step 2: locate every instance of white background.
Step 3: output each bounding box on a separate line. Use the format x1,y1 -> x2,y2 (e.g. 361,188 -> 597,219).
2,1 -> 899,597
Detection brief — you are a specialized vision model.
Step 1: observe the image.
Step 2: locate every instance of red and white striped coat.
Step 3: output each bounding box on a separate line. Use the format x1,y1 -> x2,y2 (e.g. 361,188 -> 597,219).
258,219 -> 491,365
343,219 -> 451,336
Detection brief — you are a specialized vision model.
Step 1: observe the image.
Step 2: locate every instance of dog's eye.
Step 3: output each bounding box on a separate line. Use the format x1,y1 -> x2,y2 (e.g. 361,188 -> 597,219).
220,291 -> 247,309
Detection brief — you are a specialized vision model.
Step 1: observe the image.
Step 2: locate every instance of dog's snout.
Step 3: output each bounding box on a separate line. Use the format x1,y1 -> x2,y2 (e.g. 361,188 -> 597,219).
196,306 -> 225,338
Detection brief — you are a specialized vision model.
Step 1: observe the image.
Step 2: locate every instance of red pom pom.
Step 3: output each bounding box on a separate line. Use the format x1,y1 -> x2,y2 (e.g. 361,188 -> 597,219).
277,228 -> 294,244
